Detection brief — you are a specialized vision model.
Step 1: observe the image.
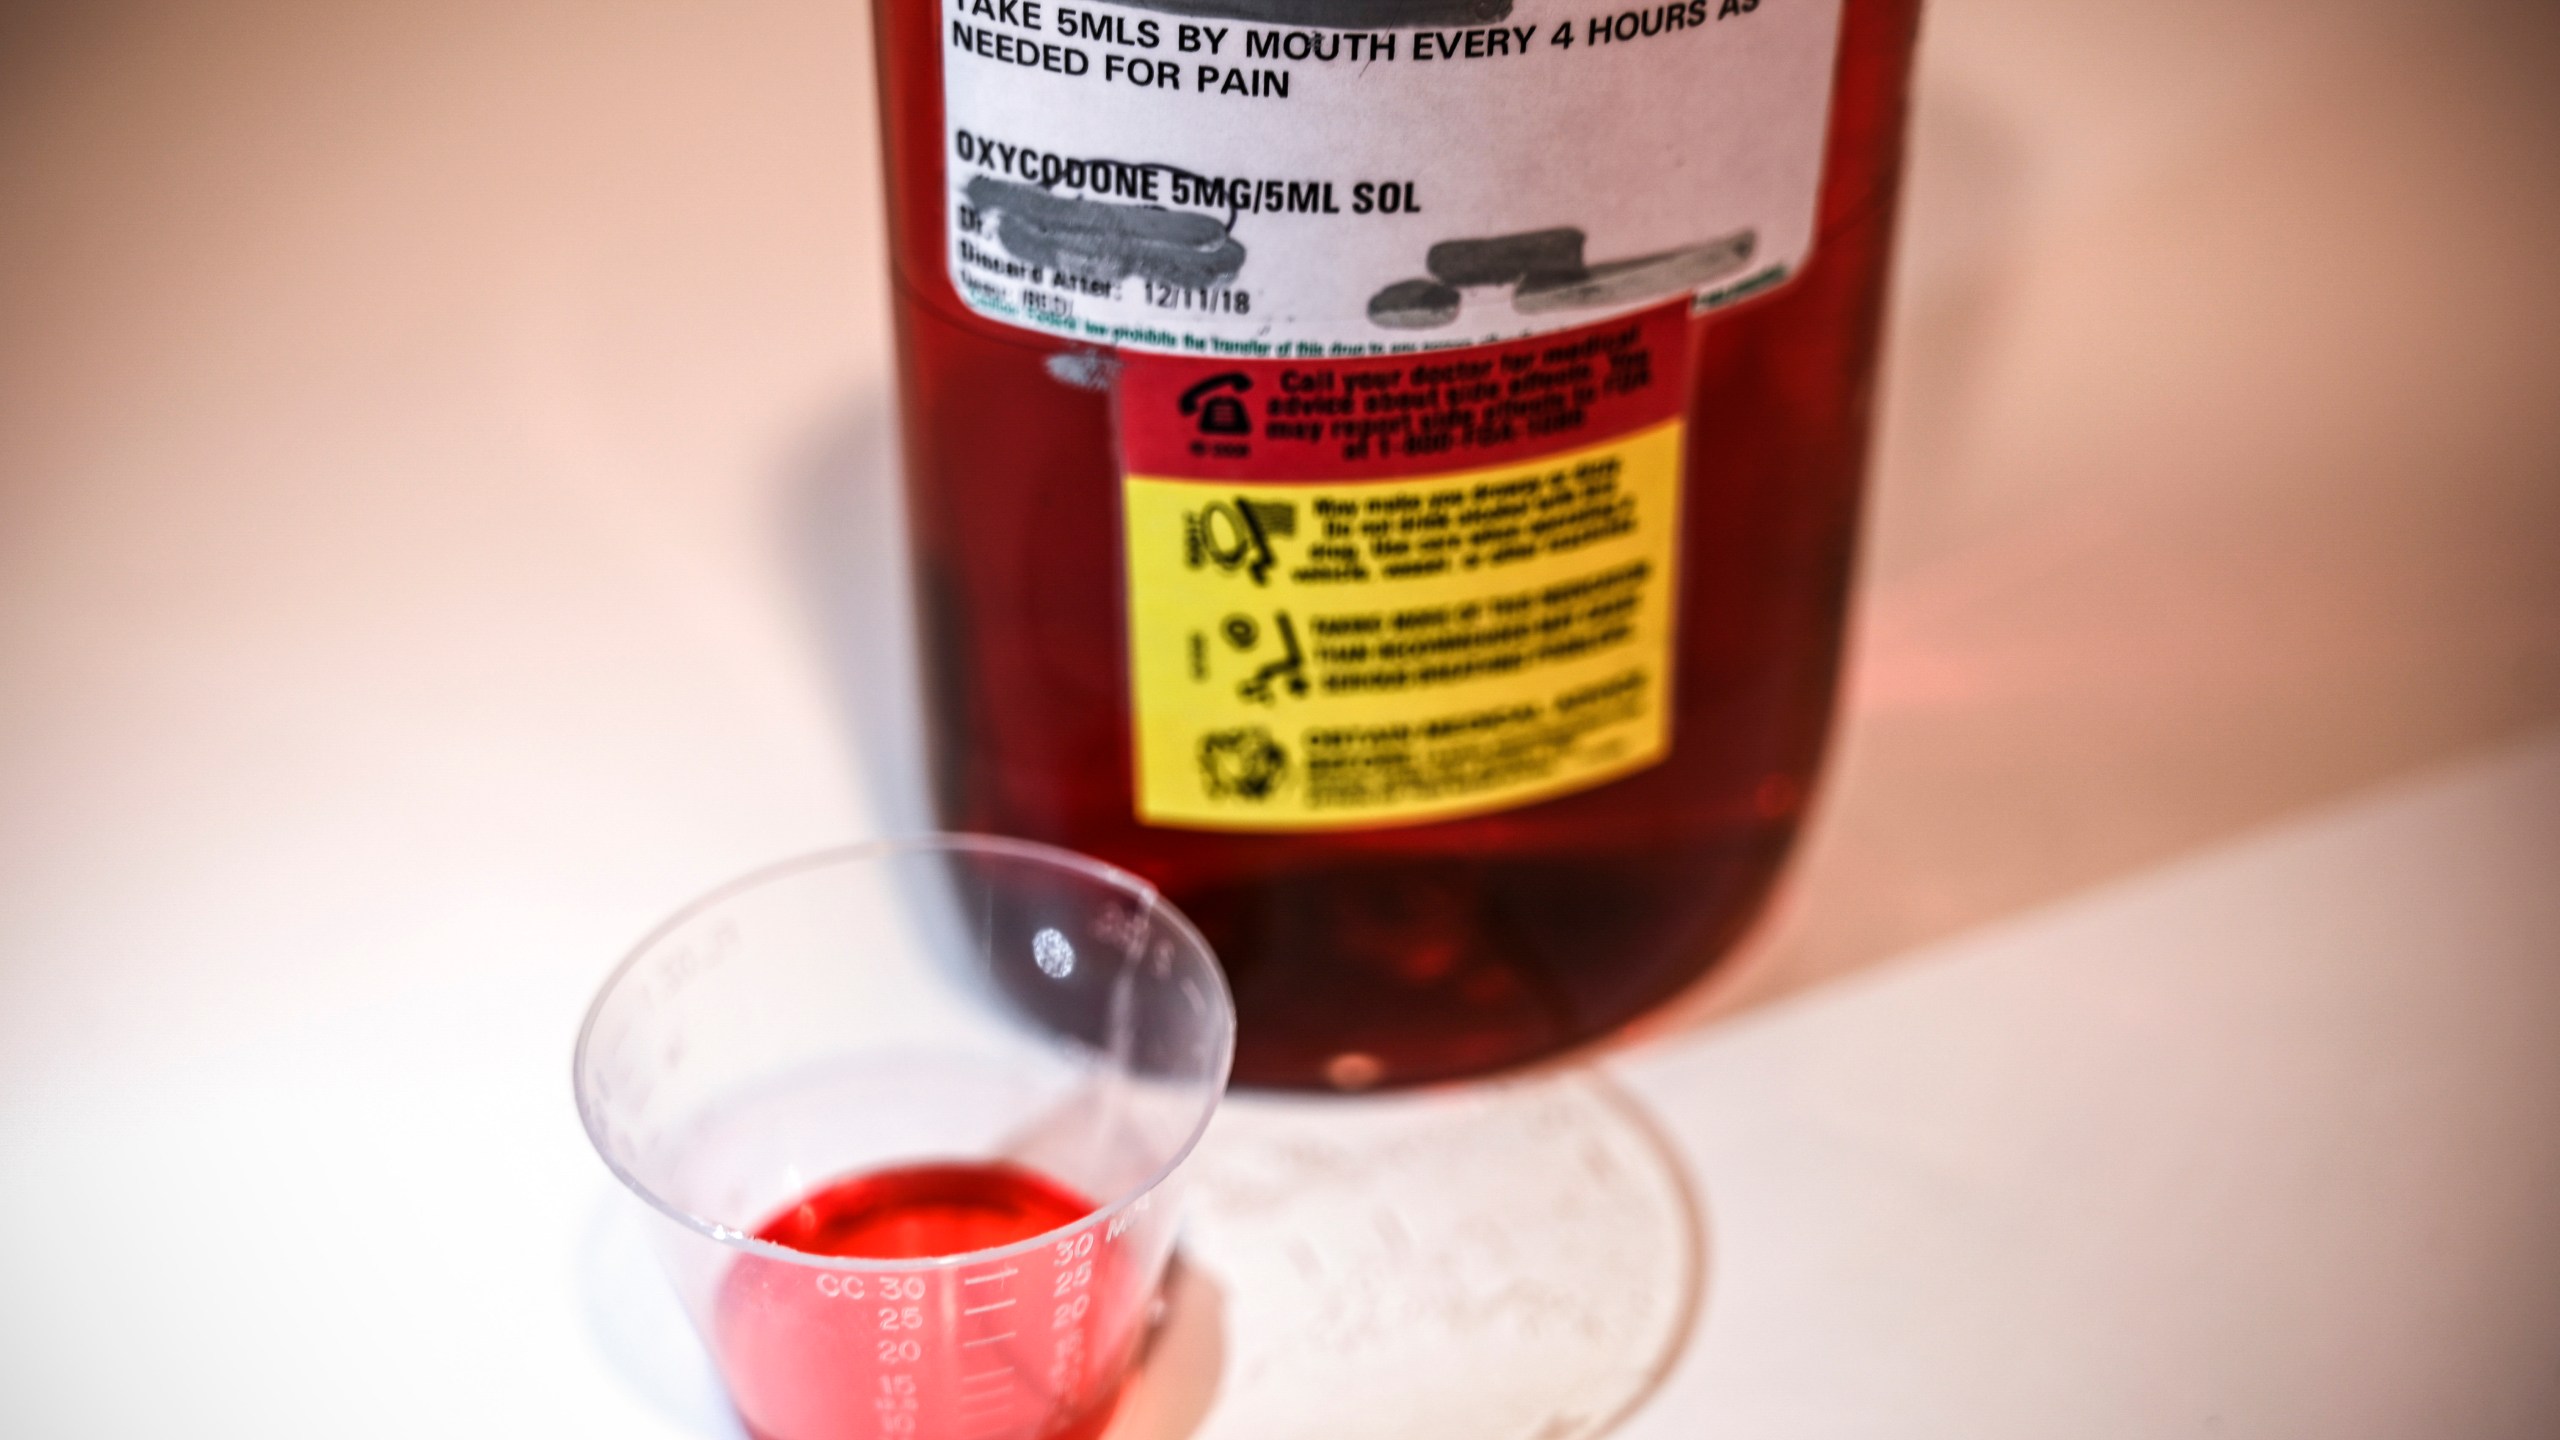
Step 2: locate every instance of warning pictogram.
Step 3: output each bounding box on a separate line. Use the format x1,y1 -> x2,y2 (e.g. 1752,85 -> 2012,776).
1179,373 -> 1254,437
1198,728 -> 1289,801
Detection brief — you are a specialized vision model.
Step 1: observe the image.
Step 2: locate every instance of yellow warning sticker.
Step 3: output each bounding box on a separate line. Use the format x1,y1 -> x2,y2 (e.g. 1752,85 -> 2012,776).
1124,420 -> 1682,831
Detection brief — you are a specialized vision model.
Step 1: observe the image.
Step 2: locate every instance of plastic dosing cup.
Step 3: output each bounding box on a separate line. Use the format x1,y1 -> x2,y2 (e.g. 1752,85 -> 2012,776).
574,838 -> 1235,1440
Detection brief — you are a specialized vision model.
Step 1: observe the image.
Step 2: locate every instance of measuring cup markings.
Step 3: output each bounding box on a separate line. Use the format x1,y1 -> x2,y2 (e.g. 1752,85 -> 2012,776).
1047,1234 -> 1093,1405
708,1194 -> 1161,1439
955,1267 -> 1025,1424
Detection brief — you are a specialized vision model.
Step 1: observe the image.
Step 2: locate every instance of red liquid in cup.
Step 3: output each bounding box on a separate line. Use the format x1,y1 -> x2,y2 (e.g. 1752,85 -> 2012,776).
715,1162 -> 1134,1440
755,1163 -> 1096,1260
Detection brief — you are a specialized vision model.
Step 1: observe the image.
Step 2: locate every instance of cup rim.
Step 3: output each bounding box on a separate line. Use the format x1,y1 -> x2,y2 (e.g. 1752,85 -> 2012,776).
571,833 -> 1236,1271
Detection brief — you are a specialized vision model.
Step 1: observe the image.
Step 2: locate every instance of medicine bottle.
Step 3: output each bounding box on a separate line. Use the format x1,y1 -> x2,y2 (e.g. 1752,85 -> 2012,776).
872,0 -> 1922,1087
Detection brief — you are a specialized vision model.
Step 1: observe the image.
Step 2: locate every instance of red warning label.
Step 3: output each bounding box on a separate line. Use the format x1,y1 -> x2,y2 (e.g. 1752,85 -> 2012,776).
1115,303 -> 1689,483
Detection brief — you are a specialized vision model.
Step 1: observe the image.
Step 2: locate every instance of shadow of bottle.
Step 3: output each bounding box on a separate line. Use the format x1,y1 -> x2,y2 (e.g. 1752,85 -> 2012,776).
774,391 -> 937,839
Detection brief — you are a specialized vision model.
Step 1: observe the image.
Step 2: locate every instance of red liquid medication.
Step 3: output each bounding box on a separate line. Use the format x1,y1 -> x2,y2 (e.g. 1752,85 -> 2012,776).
754,1162 -> 1096,1260
870,0 -> 1923,1087
715,1162 -> 1133,1440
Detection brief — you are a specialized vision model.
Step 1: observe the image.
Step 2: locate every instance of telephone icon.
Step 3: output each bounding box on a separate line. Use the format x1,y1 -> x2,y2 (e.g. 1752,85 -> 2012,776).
1179,373 -> 1253,437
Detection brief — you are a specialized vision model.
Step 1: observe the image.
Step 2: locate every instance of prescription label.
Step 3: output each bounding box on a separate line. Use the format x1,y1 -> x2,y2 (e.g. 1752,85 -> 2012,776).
941,0 -> 1843,353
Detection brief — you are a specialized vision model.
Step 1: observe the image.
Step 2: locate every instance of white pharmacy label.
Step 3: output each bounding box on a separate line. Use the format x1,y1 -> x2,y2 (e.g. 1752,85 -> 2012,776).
940,0 -> 1845,357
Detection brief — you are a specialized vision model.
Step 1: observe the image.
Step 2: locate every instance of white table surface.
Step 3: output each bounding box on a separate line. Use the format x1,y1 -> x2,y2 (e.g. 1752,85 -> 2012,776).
5,0 -> 2558,1434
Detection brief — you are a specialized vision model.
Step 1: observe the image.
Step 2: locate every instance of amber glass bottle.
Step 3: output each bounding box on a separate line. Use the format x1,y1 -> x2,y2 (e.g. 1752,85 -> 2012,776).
873,0 -> 1921,1088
